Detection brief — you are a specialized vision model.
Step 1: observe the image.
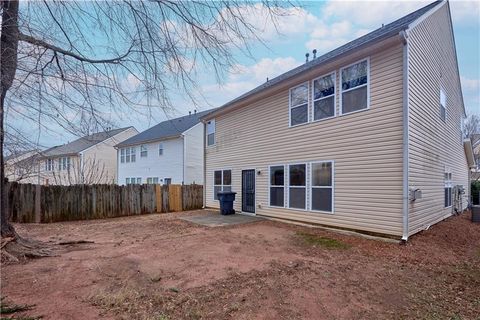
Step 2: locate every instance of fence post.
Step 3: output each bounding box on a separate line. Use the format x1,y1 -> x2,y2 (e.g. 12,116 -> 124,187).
35,184 -> 41,223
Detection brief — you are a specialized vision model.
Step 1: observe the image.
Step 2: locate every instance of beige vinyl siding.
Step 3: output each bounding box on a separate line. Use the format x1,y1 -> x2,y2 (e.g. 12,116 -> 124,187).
407,2 -> 469,235
206,42 -> 405,236
83,127 -> 138,184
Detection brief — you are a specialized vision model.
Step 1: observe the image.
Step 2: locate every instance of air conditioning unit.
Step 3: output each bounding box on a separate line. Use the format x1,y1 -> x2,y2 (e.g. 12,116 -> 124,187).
454,185 -> 465,195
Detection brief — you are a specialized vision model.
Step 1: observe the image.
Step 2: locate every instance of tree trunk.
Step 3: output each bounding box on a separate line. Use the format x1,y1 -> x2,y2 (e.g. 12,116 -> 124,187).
1,0 -> 20,238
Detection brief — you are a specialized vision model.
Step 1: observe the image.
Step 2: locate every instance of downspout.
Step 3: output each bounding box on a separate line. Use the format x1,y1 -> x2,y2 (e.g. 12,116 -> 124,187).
181,133 -> 186,184
202,121 -> 206,209
400,30 -> 410,241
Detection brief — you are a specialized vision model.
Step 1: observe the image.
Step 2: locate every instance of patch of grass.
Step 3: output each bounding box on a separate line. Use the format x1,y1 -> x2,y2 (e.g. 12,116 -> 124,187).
295,232 -> 350,250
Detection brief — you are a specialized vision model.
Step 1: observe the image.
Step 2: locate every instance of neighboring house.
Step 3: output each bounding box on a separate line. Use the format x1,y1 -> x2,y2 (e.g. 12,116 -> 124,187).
472,134 -> 480,181
5,149 -> 40,182
30,127 -> 138,185
201,1 -> 476,239
115,110 -> 211,185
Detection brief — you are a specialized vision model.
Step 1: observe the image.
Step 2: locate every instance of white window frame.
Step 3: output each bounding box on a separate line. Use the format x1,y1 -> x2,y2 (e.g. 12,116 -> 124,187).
268,165 -> 286,208
339,57 -> 370,116
120,149 -> 125,163
45,158 -> 54,171
136,177 -> 142,184
140,145 -> 148,158
213,169 -> 232,200
159,143 -> 164,156
123,147 -> 136,163
444,168 -> 452,208
440,88 -> 446,122
287,163 -> 307,211
206,119 -> 216,146
310,161 -> 335,214
289,82 -> 310,127
311,72 -> 336,122
58,157 -> 70,171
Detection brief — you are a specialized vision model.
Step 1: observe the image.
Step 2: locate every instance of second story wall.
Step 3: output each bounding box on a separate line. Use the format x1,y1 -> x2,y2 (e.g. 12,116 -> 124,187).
183,123 -> 204,184
117,137 -> 184,185
83,127 -> 138,184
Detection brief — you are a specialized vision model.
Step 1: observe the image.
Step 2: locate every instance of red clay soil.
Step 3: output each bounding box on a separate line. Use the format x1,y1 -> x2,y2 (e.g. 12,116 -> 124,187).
1,210 -> 479,320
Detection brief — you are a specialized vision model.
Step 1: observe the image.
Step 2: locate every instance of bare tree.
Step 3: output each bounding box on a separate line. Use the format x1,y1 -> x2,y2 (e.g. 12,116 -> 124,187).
0,0 -> 297,251
51,156 -> 109,185
464,114 -> 480,147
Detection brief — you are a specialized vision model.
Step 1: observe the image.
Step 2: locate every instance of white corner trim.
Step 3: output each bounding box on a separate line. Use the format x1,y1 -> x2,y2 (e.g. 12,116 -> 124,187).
408,0 -> 446,30
401,33 -> 410,241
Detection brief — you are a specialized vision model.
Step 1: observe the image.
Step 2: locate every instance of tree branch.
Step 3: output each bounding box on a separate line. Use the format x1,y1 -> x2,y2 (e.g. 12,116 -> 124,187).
18,32 -> 132,64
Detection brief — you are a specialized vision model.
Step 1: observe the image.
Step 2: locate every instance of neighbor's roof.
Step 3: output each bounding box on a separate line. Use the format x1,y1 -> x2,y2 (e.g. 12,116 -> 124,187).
116,110 -> 213,147
202,0 -> 442,120
41,127 -> 133,157
5,149 -> 39,162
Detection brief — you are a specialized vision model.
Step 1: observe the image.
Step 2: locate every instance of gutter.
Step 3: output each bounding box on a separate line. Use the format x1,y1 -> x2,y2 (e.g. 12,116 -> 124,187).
400,29 -> 410,241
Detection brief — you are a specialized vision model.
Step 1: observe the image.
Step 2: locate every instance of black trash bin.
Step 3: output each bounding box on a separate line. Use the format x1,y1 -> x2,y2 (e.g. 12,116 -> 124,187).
472,205 -> 480,223
217,191 -> 237,215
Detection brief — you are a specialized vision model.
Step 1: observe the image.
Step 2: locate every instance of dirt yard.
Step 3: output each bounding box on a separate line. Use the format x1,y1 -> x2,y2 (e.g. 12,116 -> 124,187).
1,210 -> 479,319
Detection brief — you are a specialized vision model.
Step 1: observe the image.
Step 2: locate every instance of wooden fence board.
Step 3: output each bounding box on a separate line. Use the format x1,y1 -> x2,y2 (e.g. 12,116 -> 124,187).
5,182 -> 203,223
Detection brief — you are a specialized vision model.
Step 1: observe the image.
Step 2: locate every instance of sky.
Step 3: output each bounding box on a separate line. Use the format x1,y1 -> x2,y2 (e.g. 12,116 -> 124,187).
19,0 -> 480,146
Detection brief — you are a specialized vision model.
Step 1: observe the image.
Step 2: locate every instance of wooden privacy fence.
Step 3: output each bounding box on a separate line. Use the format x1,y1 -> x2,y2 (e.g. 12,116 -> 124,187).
5,182 -> 203,223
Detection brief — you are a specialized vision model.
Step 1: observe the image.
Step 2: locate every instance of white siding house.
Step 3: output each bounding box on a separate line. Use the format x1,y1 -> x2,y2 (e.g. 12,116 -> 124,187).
116,111 -> 211,185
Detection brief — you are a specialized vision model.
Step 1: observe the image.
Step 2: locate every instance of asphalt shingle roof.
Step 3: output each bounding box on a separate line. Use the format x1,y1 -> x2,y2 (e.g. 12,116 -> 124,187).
42,127 -> 133,157
202,0 -> 442,119
116,110 -> 213,147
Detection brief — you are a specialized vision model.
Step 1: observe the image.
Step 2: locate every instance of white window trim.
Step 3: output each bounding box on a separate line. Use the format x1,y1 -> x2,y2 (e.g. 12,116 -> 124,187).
213,169 -> 232,200
140,145 -> 148,158
440,87 -> 447,122
310,160 -> 335,214
268,165 -> 286,208
444,167 -> 452,208
289,82 -> 310,128
206,119 -> 216,146
120,149 -> 125,163
287,163 -> 308,211
311,71 -> 336,123
339,57 -> 370,116
159,143 -> 164,156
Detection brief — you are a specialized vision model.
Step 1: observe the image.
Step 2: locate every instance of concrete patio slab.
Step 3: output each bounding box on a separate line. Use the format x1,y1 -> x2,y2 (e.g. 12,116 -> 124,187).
180,213 -> 264,227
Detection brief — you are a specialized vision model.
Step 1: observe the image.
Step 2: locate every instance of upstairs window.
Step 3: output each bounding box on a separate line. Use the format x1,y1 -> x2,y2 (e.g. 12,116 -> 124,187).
120,149 -> 125,163
440,88 -> 446,121
269,165 -> 285,207
123,147 -> 136,163
140,145 -> 148,157
288,164 -> 306,209
311,162 -> 333,212
213,169 -> 231,200
289,83 -> 309,126
45,159 -> 54,171
444,170 -> 452,208
159,143 -> 164,156
341,59 -> 369,114
59,157 -> 70,171
207,120 -> 215,146
313,73 -> 335,121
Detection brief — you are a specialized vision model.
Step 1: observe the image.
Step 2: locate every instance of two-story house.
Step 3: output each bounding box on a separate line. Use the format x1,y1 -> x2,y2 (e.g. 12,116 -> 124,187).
202,1 -> 476,239
35,127 -> 138,185
116,110 -> 211,185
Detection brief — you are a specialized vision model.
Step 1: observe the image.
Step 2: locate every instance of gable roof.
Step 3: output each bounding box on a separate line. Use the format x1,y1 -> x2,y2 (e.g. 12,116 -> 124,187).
41,127 -> 134,157
116,109 -> 213,148
202,0 -> 443,120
